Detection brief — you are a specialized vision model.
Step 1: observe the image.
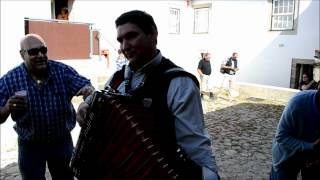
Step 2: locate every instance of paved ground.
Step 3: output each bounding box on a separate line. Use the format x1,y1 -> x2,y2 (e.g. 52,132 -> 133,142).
0,92 -> 286,180
202,92 -> 285,179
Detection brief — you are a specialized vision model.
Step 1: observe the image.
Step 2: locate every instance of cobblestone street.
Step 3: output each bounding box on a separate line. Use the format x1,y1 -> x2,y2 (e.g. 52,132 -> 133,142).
202,93 -> 285,179
0,93 -> 285,180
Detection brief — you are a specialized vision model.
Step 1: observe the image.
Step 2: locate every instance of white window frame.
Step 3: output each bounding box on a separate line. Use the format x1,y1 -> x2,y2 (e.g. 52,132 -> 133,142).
271,0 -> 297,30
169,8 -> 180,34
194,7 -> 210,34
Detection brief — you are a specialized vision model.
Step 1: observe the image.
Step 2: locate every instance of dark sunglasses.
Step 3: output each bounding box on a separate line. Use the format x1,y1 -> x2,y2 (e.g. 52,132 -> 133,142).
22,46 -> 48,56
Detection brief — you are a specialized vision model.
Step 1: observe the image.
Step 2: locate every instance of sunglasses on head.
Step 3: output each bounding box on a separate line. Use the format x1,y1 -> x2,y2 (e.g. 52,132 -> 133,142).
23,46 -> 48,56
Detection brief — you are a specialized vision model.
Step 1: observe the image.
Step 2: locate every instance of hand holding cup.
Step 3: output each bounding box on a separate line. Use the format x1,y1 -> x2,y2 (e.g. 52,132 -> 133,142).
9,90 -> 28,119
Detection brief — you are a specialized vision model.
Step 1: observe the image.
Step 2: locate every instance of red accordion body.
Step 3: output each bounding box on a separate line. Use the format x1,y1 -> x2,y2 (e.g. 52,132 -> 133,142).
70,91 -> 201,180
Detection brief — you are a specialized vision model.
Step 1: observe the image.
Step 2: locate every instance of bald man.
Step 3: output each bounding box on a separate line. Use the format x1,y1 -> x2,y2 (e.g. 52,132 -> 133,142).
0,34 -> 94,180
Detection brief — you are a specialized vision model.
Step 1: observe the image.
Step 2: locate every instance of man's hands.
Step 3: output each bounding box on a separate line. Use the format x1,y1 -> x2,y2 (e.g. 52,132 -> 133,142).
76,87 -> 94,127
197,69 -> 204,78
0,95 -> 28,123
77,85 -> 95,99
76,102 -> 90,127
7,94 -> 27,118
7,95 -> 27,112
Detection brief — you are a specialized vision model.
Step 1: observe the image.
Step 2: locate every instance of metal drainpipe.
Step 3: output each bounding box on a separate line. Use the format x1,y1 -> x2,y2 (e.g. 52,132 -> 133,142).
89,25 -> 93,59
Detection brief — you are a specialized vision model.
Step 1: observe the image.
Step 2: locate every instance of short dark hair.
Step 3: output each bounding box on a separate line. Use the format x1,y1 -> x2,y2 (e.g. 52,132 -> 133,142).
115,10 -> 157,35
61,7 -> 68,13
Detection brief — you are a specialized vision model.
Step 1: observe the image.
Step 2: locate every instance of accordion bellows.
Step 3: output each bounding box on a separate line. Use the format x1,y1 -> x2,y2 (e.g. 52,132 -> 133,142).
70,91 -> 201,180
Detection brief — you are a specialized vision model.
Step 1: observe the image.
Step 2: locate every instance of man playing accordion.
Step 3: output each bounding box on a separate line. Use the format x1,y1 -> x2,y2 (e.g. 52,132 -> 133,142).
75,10 -> 220,180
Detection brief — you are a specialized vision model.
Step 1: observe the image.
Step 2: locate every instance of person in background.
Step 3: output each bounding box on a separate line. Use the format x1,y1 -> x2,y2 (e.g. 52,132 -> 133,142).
77,10 -> 220,179
0,34 -> 94,180
57,7 -> 69,20
197,52 -> 213,98
221,52 -> 239,97
270,85 -> 320,179
299,72 -> 317,91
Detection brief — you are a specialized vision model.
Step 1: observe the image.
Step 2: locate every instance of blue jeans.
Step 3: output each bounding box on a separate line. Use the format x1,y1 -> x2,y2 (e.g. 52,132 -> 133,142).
18,134 -> 74,180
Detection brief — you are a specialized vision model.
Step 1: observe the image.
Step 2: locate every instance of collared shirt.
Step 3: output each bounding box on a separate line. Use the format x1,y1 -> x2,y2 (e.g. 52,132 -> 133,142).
0,60 -> 91,142
107,51 -> 219,179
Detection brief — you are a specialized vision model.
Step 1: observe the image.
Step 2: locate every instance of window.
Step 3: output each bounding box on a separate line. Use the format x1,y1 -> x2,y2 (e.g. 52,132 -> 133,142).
52,0 -> 71,20
194,7 -> 210,34
271,0 -> 296,30
169,8 -> 180,34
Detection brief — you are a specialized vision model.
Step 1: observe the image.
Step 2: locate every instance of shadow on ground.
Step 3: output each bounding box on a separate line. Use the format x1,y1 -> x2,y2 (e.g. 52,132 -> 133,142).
1,96 -> 285,180
0,162 -> 52,180
204,99 -> 285,179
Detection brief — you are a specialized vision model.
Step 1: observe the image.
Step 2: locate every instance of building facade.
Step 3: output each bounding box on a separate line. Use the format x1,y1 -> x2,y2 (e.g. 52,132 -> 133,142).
1,0 -> 319,88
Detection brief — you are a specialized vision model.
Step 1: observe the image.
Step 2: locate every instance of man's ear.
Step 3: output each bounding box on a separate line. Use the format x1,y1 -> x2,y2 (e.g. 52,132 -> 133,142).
150,29 -> 158,46
20,50 -> 25,60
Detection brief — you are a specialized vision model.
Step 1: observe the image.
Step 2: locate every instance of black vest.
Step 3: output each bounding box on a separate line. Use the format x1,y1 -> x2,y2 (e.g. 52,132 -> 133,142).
225,57 -> 238,75
108,57 -> 202,179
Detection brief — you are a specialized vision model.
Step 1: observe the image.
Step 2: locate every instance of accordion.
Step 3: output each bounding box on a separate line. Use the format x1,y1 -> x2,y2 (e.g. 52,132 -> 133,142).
70,91 -> 202,180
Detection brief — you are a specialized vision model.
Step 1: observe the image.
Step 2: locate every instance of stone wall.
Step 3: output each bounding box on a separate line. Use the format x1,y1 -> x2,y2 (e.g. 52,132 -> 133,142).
238,82 -> 300,102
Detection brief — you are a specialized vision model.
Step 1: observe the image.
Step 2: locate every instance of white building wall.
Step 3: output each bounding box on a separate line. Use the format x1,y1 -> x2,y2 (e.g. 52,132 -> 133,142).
0,0 -> 51,75
199,0 -> 319,88
1,0 -> 319,88
69,0 -> 211,80
0,0 -> 52,159
69,0 -> 189,73
70,0 -> 319,88
219,0 -> 319,87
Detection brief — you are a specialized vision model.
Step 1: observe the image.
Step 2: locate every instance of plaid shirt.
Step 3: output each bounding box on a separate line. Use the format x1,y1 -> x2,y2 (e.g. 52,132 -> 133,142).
0,60 -> 91,142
